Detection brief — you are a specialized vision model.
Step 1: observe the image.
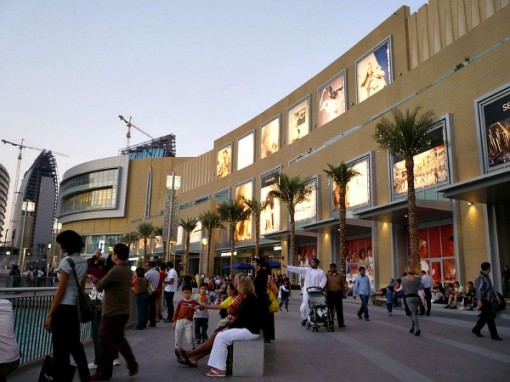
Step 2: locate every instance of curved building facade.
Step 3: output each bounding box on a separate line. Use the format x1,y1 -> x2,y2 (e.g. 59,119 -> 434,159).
0,163 -> 9,243
60,1 -> 510,293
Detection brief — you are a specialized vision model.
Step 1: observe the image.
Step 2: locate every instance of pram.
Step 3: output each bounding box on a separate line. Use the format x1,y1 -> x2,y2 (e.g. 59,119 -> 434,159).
305,287 -> 334,332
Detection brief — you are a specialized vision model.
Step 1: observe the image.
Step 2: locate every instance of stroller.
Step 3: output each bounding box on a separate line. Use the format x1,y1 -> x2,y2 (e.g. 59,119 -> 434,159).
304,287 -> 334,332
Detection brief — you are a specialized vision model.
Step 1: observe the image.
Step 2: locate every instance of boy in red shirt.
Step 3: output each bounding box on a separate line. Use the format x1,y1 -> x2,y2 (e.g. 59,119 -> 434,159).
172,285 -> 200,351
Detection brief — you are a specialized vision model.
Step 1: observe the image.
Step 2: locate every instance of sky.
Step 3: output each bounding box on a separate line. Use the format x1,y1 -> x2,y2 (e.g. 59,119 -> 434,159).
0,0 -> 428,237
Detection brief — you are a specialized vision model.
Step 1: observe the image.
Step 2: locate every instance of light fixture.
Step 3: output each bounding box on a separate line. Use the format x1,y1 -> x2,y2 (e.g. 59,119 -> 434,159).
468,201 -> 474,206
274,246 -> 282,251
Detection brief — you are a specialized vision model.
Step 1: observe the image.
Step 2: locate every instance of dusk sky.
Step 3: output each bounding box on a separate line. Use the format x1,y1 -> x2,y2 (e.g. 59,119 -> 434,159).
0,0 -> 427,236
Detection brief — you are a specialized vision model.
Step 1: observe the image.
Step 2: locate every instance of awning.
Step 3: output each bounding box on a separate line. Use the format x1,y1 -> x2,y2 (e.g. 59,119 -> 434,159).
300,217 -> 372,235
354,199 -> 452,224
262,229 -> 317,241
439,169 -> 510,204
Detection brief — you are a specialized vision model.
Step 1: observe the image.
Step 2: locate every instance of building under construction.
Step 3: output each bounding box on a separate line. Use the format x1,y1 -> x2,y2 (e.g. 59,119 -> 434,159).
120,134 -> 176,159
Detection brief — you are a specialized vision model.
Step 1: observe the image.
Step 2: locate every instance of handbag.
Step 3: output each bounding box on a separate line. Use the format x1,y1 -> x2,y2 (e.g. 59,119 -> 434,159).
267,288 -> 279,313
38,355 -> 76,382
67,258 -> 96,323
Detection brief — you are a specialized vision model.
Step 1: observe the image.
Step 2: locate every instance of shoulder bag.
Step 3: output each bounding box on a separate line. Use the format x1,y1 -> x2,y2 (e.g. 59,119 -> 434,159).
67,257 -> 96,323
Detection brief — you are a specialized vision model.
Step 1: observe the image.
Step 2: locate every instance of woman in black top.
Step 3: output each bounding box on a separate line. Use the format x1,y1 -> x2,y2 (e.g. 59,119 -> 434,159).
252,257 -> 271,342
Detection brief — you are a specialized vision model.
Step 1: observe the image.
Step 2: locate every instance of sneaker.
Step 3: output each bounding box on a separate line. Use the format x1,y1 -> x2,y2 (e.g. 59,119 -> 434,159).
388,312 -> 392,316
364,318 -> 370,321
113,359 -> 120,366
301,319 -> 307,326
357,314 -> 362,320
88,362 -> 98,369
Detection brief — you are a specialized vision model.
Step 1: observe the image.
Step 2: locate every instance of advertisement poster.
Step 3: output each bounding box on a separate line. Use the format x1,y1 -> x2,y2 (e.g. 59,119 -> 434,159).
331,157 -> 370,211
356,38 -> 391,103
234,180 -> 253,241
297,244 -> 317,266
412,224 -> 455,284
318,71 -> 346,127
216,144 -> 232,178
260,169 -> 281,235
345,237 -> 374,289
287,96 -> 311,143
480,91 -> 510,170
261,116 -> 280,159
189,221 -> 202,243
237,132 -> 254,170
295,178 -> 317,222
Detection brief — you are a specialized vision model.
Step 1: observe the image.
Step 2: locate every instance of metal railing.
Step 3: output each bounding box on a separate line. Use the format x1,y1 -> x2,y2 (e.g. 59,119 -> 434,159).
0,275 -> 58,288
0,287 -> 91,365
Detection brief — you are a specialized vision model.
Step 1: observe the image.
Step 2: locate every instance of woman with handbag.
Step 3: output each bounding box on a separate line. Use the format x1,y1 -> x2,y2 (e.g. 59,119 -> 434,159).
44,230 -> 90,382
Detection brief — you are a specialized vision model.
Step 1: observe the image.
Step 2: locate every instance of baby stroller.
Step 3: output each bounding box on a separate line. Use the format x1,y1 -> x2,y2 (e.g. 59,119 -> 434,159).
305,287 -> 334,332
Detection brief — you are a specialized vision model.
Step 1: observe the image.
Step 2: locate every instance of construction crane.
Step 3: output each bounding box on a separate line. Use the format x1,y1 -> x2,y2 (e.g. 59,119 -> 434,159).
1,138 -> 70,240
118,115 -> 154,149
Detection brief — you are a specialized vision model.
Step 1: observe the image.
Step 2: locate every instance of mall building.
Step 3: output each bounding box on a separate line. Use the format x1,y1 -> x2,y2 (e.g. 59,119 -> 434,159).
58,1 -> 510,291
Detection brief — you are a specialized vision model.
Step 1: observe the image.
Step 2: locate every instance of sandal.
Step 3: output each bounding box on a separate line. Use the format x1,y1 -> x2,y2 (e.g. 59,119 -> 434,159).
206,368 -> 226,378
178,348 -> 197,368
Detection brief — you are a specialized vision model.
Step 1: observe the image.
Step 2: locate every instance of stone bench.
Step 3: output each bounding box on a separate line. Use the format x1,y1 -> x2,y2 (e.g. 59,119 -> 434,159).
227,338 -> 264,377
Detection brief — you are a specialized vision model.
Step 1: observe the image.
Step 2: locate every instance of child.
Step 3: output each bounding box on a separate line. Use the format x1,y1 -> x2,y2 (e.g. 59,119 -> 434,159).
278,279 -> 290,311
194,283 -> 209,344
172,285 -> 200,351
385,286 -> 395,316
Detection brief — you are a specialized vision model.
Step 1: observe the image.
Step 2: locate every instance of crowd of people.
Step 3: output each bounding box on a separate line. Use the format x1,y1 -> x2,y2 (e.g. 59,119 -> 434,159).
1,230 -> 506,381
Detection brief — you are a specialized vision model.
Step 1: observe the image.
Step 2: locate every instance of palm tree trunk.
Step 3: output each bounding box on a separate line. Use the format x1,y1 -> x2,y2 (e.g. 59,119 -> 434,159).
206,230 -> 213,277
254,218 -> 260,258
339,187 -> 347,282
406,156 -> 420,272
290,214 -> 296,266
230,224 -> 235,279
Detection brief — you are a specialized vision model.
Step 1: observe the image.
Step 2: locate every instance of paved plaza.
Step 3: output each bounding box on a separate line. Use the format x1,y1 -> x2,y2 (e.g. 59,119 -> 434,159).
9,294 -> 510,381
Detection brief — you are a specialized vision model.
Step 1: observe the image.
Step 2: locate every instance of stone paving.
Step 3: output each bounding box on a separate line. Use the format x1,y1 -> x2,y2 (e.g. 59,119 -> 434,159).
9,295 -> 510,381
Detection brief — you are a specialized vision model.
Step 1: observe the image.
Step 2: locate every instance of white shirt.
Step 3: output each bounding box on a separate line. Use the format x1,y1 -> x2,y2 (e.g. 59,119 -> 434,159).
0,299 -> 20,363
59,254 -> 88,305
286,265 -> 327,290
421,274 -> 433,288
164,268 -> 178,292
145,268 -> 160,289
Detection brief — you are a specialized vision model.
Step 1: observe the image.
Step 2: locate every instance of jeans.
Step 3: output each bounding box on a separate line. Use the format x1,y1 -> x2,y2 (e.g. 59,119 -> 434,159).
164,291 -> 175,320
357,294 -> 369,319
194,317 -> 209,341
326,291 -> 344,326
147,293 -> 157,326
135,293 -> 148,330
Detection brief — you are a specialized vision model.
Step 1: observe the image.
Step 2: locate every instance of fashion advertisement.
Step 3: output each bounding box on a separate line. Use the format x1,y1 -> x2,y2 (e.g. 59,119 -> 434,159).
331,156 -> 370,211
318,71 -> 346,127
392,123 -> 448,195
356,38 -> 391,103
237,132 -> 254,170
295,178 -> 317,222
261,116 -> 280,159
345,237 -> 374,289
216,144 -> 232,178
234,180 -> 253,241
287,96 -> 311,143
297,244 -> 317,266
260,169 -> 281,235
480,89 -> 510,170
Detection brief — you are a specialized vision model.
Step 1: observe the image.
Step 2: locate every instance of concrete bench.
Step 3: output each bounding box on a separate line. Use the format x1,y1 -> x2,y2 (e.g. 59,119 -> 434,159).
227,338 -> 264,377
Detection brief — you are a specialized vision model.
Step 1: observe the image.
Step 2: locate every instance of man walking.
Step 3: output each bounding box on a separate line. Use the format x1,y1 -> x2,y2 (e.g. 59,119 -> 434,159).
472,262 -> 502,340
145,261 -> 160,327
353,267 -> 371,321
163,261 -> 178,323
283,257 -> 327,326
90,243 -> 138,381
326,263 -> 346,328
420,270 -> 432,316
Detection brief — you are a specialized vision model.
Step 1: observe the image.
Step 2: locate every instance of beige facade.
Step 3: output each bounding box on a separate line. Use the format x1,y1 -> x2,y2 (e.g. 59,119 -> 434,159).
61,1 -> 510,291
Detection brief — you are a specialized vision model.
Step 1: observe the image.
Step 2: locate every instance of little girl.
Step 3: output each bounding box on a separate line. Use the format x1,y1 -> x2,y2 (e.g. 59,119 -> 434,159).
278,280 -> 291,311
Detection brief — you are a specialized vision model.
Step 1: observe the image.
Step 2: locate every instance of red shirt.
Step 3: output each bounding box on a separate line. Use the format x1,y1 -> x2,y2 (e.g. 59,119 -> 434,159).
173,299 -> 200,322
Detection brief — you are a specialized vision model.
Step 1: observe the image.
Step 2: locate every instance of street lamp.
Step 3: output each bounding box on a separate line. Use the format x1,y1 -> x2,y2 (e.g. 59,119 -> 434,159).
201,237 -> 208,276
165,172 -> 181,262
2,228 -> 9,270
50,220 -> 62,269
20,200 -> 35,272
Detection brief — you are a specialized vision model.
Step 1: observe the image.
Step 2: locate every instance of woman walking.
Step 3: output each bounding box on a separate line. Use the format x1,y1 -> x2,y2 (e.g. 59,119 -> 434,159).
44,230 -> 90,381
401,266 -> 424,336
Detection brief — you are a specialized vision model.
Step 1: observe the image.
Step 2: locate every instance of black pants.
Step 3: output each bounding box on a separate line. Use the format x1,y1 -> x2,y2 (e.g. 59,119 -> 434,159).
164,291 -> 175,320
327,290 -> 344,326
51,305 -> 89,382
147,293 -> 157,326
420,288 -> 432,315
97,314 -> 136,379
473,300 -> 498,337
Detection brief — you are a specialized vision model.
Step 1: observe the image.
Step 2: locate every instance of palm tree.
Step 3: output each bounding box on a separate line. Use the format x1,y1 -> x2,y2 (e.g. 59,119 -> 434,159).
119,231 -> 139,254
374,106 -> 438,272
324,162 -> 360,280
199,210 -> 223,276
136,222 -> 156,260
180,217 -> 199,276
269,173 -> 312,266
243,198 -> 265,259
217,200 -> 251,278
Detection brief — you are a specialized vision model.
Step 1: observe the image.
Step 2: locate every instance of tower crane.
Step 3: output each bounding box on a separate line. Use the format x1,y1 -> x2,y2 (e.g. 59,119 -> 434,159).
118,115 -> 154,149
1,138 -> 70,241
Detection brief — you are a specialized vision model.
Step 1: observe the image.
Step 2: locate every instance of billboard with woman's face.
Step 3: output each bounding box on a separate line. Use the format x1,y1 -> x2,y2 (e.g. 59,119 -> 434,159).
318,71 -> 346,127
234,180 -> 253,242
260,168 -> 281,236
261,116 -> 280,159
356,37 -> 392,103
295,178 -> 317,222
216,144 -> 232,178
237,132 -> 254,170
331,156 -> 371,211
287,96 -> 311,143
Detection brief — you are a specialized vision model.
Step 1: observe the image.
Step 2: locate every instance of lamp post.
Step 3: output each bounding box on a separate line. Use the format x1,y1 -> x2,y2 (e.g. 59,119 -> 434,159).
19,200 -> 35,272
51,220 -> 62,268
165,172 -> 181,262
201,237 -> 208,276
2,228 -> 9,270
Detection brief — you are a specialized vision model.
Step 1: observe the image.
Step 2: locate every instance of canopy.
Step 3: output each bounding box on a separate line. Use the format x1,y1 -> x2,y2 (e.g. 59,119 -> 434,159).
268,260 -> 281,268
222,263 -> 254,270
